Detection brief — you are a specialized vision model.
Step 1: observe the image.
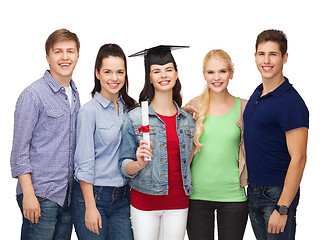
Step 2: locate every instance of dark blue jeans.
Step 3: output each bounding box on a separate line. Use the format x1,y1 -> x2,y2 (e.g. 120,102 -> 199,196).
247,185 -> 300,240
16,193 -> 72,240
71,180 -> 133,240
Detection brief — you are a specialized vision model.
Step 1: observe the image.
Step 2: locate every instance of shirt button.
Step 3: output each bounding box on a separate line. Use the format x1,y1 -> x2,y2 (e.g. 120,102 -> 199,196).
182,144 -> 186,148
180,129 -> 183,133
255,101 -> 258,104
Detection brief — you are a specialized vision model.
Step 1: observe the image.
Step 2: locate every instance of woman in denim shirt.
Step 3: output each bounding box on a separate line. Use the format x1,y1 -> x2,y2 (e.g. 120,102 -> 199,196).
119,46 -> 195,240
72,44 -> 135,239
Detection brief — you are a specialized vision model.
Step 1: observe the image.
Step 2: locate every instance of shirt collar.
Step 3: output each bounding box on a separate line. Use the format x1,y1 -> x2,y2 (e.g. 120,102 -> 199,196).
256,77 -> 292,98
43,70 -> 77,93
94,91 -> 125,108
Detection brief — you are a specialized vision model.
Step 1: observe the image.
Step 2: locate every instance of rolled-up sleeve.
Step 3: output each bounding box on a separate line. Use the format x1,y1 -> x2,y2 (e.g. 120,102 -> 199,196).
74,108 -> 96,184
119,115 -> 139,178
10,91 -> 39,178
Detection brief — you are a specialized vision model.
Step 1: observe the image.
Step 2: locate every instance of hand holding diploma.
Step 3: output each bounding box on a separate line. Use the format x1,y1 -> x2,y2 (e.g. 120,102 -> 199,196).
135,140 -> 152,170
140,101 -> 151,161
132,101 -> 153,174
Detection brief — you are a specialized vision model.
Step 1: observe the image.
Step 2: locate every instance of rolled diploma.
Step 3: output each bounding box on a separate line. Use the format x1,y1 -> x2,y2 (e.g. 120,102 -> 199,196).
142,101 -> 151,161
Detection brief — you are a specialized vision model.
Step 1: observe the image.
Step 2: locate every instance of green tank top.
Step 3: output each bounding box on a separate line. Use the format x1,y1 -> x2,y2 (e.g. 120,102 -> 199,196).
190,97 -> 246,202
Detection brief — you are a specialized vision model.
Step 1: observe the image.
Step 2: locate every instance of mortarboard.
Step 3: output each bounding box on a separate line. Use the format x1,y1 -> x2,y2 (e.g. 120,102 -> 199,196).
129,45 -> 189,67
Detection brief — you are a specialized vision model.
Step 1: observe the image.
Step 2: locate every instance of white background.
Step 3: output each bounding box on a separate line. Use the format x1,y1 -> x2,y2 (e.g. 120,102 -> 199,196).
1,0 -> 322,239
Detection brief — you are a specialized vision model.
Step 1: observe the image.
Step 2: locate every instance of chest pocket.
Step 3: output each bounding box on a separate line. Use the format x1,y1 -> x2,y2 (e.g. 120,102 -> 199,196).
44,108 -> 65,131
46,108 -> 65,118
134,128 -> 157,149
97,121 -> 119,145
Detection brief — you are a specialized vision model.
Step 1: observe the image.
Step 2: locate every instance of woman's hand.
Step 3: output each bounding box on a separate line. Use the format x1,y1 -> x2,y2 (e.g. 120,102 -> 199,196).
85,206 -> 102,235
126,140 -> 153,175
136,140 -> 153,169
182,105 -> 199,120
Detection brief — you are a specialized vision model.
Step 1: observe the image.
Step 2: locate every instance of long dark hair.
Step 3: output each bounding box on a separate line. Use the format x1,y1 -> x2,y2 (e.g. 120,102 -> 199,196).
138,60 -> 182,107
91,44 -> 136,111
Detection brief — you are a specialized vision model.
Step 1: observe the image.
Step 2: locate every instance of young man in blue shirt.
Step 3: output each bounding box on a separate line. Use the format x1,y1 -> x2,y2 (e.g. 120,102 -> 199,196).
10,29 -> 80,240
244,29 -> 309,239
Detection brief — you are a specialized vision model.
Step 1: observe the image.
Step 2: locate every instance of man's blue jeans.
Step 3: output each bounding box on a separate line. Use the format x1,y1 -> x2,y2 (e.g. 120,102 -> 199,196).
247,185 -> 300,240
17,193 -> 72,240
71,180 -> 133,240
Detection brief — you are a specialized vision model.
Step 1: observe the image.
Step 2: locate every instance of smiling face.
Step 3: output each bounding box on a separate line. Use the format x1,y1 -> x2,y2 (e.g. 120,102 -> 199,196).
203,57 -> 233,94
46,40 -> 79,86
96,56 -> 125,101
149,62 -> 178,93
255,41 -> 288,81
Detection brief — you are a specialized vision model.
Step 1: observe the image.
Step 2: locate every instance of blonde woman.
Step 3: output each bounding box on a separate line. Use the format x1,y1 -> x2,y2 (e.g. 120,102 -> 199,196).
185,50 -> 248,240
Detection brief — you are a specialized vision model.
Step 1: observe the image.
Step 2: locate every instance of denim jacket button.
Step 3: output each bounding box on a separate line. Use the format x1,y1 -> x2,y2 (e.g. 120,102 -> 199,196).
182,144 -> 186,148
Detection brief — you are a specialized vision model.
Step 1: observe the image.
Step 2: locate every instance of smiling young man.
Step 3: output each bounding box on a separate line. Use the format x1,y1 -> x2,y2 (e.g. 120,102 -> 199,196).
243,29 -> 309,240
10,29 -> 80,240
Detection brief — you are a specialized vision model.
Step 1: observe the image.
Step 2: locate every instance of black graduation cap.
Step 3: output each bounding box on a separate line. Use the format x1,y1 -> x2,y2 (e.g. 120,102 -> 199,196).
129,45 -> 189,67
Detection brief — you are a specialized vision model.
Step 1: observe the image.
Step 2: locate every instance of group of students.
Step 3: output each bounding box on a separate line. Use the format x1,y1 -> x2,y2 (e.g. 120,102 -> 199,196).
10,28 -> 309,240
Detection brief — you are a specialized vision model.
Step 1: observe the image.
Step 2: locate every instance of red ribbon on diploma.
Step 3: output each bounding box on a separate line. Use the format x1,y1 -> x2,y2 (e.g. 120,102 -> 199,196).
138,125 -> 149,133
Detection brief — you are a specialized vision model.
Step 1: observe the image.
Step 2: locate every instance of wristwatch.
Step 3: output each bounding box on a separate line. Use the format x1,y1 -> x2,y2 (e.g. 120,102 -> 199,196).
275,205 -> 289,215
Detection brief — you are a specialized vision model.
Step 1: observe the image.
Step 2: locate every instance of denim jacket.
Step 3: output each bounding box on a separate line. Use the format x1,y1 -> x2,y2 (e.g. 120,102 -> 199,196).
119,102 -> 195,196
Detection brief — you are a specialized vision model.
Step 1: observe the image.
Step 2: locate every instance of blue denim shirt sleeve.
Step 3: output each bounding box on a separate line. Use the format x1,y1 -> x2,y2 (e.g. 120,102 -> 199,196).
74,105 -> 96,184
10,90 -> 39,178
119,113 -> 139,178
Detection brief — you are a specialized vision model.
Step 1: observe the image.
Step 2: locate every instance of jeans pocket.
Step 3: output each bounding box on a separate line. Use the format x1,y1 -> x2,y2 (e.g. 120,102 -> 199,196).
262,186 -> 283,203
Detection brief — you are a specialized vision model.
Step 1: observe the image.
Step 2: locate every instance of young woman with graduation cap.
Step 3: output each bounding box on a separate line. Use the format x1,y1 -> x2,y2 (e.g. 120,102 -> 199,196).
119,45 -> 195,240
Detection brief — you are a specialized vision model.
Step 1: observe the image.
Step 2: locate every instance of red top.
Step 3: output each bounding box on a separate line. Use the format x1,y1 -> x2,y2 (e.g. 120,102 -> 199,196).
130,112 -> 189,210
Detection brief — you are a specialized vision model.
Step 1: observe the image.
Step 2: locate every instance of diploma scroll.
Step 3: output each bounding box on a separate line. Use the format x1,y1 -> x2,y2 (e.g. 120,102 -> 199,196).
141,101 -> 151,161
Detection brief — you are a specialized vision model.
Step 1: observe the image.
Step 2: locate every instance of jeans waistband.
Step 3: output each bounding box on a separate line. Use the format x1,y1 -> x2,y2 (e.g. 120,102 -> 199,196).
73,179 -> 129,196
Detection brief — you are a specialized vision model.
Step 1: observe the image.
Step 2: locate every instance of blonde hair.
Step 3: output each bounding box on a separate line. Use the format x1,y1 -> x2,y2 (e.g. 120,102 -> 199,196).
191,49 -> 234,152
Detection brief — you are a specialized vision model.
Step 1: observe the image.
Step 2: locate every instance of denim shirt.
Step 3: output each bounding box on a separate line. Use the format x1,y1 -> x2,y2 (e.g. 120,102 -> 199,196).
74,92 -> 127,187
119,102 -> 195,196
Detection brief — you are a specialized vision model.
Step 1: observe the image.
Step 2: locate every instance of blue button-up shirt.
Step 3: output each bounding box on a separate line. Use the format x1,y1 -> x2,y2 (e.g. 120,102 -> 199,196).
74,92 -> 127,187
10,71 -> 80,206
